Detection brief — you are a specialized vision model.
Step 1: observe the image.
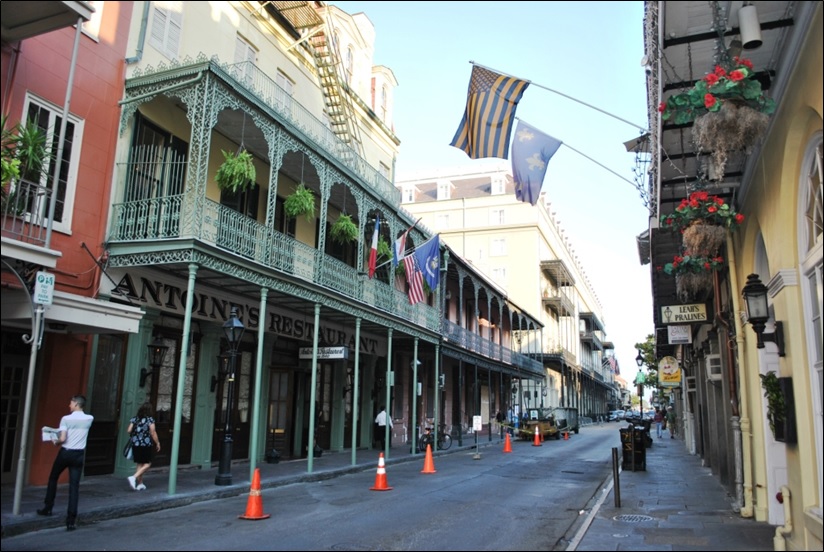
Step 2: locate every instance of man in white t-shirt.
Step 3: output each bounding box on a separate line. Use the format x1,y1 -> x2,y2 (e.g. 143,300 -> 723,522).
37,395 -> 94,531
374,405 -> 393,449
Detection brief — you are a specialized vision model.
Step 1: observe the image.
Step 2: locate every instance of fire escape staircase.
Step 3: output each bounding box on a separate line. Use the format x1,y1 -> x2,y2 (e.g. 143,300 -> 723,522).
263,2 -> 363,162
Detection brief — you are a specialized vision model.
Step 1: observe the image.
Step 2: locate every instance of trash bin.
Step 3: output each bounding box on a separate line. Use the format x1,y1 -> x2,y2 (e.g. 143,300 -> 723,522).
619,425 -> 646,471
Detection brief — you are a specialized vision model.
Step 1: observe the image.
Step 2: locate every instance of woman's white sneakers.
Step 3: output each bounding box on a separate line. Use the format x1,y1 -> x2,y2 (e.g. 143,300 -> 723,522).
136,484 -> 146,491
127,475 -> 137,490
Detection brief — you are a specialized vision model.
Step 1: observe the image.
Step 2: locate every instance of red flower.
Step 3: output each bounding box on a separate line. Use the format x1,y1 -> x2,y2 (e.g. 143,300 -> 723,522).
665,217 -> 674,225
704,73 -> 720,86
714,196 -> 725,205
714,65 -> 727,77
734,57 -> 754,69
713,256 -> 724,263
658,101 -> 666,113
734,213 -> 745,224
707,205 -> 717,213
689,198 -> 700,208
729,70 -> 745,82
704,94 -> 717,109
703,262 -> 711,270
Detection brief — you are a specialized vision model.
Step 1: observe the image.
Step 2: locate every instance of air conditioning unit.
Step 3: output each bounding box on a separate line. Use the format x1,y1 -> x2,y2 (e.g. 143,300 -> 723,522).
706,354 -> 723,381
686,376 -> 697,393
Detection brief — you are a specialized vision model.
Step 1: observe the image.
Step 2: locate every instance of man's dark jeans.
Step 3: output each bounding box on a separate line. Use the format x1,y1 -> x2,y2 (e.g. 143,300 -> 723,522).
43,448 -> 85,521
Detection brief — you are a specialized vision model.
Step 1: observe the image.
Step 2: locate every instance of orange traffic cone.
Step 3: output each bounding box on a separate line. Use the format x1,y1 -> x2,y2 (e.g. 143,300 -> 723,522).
370,452 -> 393,491
421,444 -> 436,474
503,432 -> 512,453
564,431 -> 569,440
532,427 -> 542,447
238,468 -> 271,520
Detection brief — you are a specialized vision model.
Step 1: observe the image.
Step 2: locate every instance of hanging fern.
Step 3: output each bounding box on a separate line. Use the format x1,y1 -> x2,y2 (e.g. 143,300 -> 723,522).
330,214 -> 358,244
759,371 -> 785,438
284,184 -> 315,222
215,149 -> 256,193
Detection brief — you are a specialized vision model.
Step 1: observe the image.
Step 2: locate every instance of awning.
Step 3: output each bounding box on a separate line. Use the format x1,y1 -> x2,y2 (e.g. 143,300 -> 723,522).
1,289 -> 143,334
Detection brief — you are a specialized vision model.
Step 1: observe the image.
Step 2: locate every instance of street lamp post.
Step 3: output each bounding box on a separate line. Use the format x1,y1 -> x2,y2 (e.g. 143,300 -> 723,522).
215,307 -> 245,486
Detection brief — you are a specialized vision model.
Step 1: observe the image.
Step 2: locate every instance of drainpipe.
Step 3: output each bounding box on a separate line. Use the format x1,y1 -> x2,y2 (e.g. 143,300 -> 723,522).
773,486 -> 792,551
125,1 -> 151,65
725,239 -> 755,518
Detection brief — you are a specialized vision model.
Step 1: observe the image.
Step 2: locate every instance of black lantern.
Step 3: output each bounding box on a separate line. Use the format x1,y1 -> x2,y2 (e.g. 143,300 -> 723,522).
139,335 -> 169,388
215,307 -> 245,486
635,350 -> 644,367
741,274 -> 785,356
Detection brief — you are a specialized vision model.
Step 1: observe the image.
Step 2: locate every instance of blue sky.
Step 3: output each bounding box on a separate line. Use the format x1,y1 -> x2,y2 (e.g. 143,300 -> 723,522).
332,1 -> 653,378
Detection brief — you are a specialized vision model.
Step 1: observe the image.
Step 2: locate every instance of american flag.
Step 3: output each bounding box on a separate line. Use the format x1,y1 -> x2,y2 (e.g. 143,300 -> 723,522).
404,255 -> 425,305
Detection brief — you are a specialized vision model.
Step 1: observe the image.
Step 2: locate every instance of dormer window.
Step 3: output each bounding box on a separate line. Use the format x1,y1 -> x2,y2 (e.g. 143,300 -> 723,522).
491,174 -> 505,195
402,185 -> 415,203
437,180 -> 452,200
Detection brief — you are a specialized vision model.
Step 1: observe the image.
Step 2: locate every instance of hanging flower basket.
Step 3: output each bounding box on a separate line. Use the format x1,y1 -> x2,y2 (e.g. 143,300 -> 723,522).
215,149 -> 256,193
660,190 -> 745,232
692,101 -> 769,177
681,220 -> 728,256
330,213 -> 358,244
284,183 -> 315,222
676,272 -> 714,303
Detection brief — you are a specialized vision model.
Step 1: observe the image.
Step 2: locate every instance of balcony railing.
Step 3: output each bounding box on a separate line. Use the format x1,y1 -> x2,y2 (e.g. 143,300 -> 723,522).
442,319 -> 542,375
1,179 -> 53,248
110,191 -> 441,332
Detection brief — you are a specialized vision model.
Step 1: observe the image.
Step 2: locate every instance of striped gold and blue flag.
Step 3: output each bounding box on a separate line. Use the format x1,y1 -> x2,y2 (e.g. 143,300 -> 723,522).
450,65 -> 529,160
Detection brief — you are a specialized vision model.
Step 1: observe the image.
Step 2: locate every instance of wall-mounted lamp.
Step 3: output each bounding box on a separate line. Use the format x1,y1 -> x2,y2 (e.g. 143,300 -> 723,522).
140,335 -> 169,388
211,352 -> 230,392
742,273 -> 785,356
739,3 -> 762,50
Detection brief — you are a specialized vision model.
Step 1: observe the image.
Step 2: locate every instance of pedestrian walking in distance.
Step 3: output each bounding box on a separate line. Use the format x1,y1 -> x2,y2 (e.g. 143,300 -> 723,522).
375,405 -> 392,449
127,402 -> 161,491
37,395 -> 94,531
653,407 -> 664,439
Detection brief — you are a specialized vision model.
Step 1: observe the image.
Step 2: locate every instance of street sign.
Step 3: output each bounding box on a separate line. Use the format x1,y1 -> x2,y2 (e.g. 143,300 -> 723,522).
34,271 -> 55,305
668,325 -> 692,344
658,356 -> 682,387
473,415 -> 482,432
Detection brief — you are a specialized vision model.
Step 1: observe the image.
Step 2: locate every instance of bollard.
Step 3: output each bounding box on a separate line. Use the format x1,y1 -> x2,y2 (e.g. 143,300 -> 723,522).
612,447 -> 621,507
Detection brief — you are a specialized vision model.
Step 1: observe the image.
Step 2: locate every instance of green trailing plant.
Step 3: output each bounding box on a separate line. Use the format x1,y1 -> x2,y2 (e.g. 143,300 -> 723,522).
759,371 -> 785,438
330,213 -> 358,244
2,116 -> 48,214
283,183 -> 315,222
377,236 -> 392,261
215,149 -> 256,193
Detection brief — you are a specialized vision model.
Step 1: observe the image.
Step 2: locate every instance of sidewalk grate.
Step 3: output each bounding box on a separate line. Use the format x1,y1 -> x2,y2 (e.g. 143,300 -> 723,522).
613,514 -> 654,522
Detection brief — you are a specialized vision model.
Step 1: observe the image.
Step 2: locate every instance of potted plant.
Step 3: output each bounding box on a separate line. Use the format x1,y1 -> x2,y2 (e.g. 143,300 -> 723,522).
660,190 -> 745,255
659,57 -> 776,177
330,213 -> 358,244
759,371 -> 784,439
283,183 -> 315,222
2,116 -> 48,215
215,148 -> 256,193
661,253 -> 726,303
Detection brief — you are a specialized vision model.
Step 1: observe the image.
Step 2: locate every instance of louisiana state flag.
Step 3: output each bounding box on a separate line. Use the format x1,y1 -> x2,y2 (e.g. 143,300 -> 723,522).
450,65 -> 529,160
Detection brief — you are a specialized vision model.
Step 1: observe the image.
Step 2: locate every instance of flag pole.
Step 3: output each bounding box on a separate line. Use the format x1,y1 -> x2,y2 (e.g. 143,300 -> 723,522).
470,61 -> 647,133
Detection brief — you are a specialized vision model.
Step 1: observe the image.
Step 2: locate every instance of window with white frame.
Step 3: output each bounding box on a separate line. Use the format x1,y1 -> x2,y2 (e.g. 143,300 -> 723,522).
346,45 -> 354,84
149,1 -> 182,60
234,34 -> 258,87
437,180 -> 451,200
275,70 -> 294,115
490,238 -> 507,256
21,95 -> 83,234
490,208 -> 505,225
378,162 -> 390,181
492,267 -> 506,286
435,213 -> 449,229
380,85 -> 388,123
402,185 -> 415,203
491,174 -> 505,195
798,132 -> 823,513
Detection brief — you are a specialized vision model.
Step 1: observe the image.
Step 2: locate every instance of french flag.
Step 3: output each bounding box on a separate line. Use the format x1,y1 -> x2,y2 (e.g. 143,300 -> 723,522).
368,214 -> 380,279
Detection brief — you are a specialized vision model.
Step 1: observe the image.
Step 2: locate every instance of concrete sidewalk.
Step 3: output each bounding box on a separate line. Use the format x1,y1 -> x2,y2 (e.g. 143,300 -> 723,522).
569,430 -> 778,551
2,426 -> 779,550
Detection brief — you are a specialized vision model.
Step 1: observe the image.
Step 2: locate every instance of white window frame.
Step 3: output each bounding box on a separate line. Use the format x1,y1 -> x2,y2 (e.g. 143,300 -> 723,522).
275,70 -> 294,116
437,181 -> 451,201
150,1 -> 182,60
490,238 -> 507,257
22,93 -> 83,235
380,84 -> 388,123
797,131 -> 823,514
490,208 -> 505,225
491,174 -> 505,195
234,34 -> 258,87
492,267 -> 507,286
435,213 -> 449,230
402,185 -> 415,204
